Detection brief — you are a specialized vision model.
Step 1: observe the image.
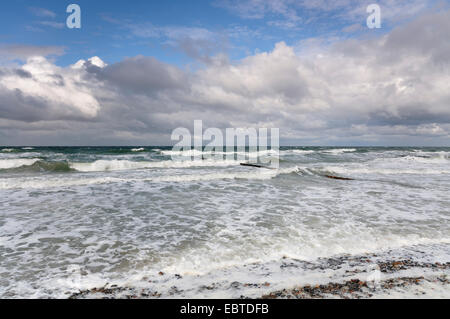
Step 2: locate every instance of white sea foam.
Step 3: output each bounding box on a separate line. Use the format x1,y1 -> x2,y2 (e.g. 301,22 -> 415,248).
0,166 -> 300,189
1,148 -> 16,153
324,166 -> 450,175
1,147 -> 449,299
400,153 -> 449,164
323,148 -> 356,154
289,150 -> 315,154
161,149 -> 211,156
0,158 -> 40,169
69,159 -> 241,172
131,148 -> 145,152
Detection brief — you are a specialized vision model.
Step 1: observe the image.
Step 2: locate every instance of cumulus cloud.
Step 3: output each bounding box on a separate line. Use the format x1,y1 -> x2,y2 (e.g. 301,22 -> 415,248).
0,9 -> 449,145
90,55 -> 186,95
0,56 -> 100,122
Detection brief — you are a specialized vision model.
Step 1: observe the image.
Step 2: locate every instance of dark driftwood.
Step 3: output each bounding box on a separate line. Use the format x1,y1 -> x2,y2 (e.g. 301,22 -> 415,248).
240,163 -> 275,169
240,163 -> 264,168
324,175 -> 354,181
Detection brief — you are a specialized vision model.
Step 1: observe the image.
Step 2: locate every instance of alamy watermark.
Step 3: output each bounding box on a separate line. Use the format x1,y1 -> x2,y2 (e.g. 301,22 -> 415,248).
367,4 -> 381,29
170,120 -> 280,168
66,4 -> 81,29
64,4 -> 380,30
366,264 -> 382,289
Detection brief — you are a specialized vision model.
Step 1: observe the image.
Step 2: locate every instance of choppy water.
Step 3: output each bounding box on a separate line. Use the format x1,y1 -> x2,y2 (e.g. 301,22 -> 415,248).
0,146 -> 449,298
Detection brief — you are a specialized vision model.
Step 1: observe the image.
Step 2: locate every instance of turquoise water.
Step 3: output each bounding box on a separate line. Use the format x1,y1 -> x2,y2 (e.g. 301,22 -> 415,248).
1,146 -> 449,298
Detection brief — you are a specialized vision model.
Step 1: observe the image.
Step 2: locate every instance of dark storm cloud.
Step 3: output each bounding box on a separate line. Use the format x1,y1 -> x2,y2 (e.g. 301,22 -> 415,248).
88,56 -> 187,95
0,87 -> 48,122
0,86 -> 96,122
383,10 -> 450,65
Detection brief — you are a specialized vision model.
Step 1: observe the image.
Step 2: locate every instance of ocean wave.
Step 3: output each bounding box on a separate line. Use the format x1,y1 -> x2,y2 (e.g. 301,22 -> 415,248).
324,165 -> 450,175
288,150 -> 316,154
131,148 -> 145,152
161,149 -> 279,158
28,161 -> 72,172
323,148 -> 357,155
0,166 -> 301,189
364,153 -> 450,167
0,158 -> 282,173
404,152 -> 449,163
0,158 -> 40,169
69,159 -> 242,172
0,160 -> 72,173
1,148 -> 17,153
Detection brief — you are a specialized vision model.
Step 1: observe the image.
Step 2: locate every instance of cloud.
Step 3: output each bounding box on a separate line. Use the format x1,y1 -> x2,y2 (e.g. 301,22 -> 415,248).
127,24 -> 229,62
0,56 -> 100,122
28,7 -> 57,18
216,0 -> 440,30
129,25 -> 214,41
0,44 -> 66,61
215,0 -> 303,29
87,55 -> 186,95
39,21 -> 65,29
0,9 -> 449,145
27,7 -> 65,32
342,23 -> 363,33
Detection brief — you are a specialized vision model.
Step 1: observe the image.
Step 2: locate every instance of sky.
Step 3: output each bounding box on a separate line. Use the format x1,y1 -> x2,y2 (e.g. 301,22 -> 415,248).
0,0 -> 449,146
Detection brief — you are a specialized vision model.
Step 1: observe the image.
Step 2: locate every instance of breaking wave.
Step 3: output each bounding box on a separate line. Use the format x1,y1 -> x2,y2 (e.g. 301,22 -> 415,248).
0,166 -> 302,189
324,166 -> 450,175
69,159 -> 242,172
1,148 -> 18,153
0,158 -> 41,170
323,148 -> 357,154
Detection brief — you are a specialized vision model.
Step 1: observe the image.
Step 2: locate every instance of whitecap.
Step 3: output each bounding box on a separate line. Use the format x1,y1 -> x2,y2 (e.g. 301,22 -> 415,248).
69,159 -> 241,172
323,148 -> 356,155
0,158 -> 40,169
161,149 -> 279,158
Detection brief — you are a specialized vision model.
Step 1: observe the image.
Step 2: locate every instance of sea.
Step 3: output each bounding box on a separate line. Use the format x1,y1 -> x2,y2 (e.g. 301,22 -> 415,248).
0,146 -> 449,298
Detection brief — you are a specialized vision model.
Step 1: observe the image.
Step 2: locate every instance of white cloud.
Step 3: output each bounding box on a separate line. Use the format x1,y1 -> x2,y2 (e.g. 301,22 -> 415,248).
0,56 -> 101,121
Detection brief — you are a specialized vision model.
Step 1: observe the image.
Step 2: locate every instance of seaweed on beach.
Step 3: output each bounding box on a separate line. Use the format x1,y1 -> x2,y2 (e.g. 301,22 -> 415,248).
68,258 -> 450,299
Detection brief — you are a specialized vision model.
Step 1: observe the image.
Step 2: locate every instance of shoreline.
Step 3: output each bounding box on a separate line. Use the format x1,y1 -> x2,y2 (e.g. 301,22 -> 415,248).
68,249 -> 450,299
261,274 -> 449,299
69,273 -> 449,299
